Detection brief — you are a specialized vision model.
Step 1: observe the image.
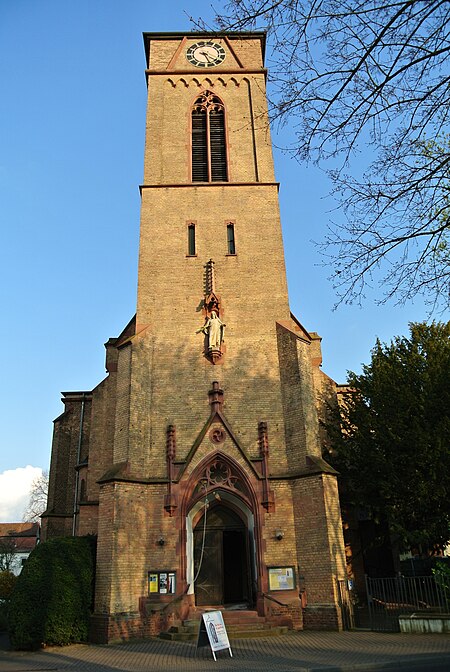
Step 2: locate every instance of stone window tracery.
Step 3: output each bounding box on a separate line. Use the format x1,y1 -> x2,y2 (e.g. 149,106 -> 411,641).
193,458 -> 247,499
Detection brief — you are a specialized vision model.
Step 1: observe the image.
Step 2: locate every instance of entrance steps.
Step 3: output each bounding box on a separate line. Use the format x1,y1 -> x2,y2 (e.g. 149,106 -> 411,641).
159,609 -> 289,641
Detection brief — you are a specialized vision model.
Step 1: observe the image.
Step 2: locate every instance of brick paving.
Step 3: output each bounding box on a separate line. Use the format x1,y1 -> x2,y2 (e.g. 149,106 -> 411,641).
0,631 -> 450,672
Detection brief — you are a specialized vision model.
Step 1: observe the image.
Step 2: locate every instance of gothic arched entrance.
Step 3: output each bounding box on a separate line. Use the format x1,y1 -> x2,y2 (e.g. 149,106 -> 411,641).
193,503 -> 252,606
184,454 -> 259,608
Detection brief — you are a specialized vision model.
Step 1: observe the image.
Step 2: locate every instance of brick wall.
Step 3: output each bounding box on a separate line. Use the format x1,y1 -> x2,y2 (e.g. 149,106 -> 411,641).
46,32 -> 348,641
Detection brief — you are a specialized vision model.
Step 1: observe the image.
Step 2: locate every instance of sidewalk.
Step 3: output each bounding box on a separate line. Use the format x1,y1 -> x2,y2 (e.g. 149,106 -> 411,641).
0,630 -> 449,672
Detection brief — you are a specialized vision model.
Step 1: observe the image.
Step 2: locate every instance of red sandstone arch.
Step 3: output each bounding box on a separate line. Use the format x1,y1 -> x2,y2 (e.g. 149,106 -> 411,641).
178,451 -> 265,608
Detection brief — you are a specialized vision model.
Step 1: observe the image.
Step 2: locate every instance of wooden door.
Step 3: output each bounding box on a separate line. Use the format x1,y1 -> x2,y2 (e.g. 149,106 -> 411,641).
194,528 -> 223,605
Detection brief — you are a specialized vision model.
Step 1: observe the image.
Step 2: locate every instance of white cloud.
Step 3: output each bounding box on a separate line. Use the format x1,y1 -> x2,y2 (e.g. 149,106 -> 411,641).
0,466 -> 43,522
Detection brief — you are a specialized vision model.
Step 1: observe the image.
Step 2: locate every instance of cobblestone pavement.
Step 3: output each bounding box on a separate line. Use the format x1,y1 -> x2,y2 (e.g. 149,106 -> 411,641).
0,631 -> 449,672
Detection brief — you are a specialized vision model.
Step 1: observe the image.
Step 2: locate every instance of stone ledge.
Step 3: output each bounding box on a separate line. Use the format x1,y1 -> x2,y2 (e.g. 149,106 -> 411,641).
399,613 -> 450,634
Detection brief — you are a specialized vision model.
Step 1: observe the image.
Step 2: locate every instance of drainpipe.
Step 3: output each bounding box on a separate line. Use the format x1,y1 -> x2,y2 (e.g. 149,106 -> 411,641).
72,393 -> 86,536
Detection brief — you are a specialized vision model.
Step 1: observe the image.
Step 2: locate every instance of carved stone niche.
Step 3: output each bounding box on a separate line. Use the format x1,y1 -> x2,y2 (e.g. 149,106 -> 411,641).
205,291 -> 220,315
198,306 -> 226,365
198,259 -> 226,365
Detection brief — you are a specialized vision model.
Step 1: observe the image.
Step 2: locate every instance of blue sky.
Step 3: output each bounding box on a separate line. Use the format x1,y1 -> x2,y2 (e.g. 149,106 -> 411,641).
0,1 -> 441,520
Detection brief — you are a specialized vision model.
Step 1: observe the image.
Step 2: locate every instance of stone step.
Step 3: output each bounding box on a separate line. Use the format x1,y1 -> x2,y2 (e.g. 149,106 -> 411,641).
160,625 -> 288,642
229,626 -> 289,639
159,614 -> 289,642
187,609 -> 266,623
186,615 -> 266,626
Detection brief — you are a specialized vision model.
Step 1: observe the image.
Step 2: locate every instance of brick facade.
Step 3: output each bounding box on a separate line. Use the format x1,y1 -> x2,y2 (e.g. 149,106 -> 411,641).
42,32 -> 347,642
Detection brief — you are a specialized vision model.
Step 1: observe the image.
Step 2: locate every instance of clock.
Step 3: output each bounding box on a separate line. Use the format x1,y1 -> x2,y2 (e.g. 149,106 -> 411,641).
186,41 -> 226,68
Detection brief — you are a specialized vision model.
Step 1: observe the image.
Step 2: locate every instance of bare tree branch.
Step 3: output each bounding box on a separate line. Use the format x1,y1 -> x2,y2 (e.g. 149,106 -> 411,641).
201,0 -> 450,309
22,471 -> 49,523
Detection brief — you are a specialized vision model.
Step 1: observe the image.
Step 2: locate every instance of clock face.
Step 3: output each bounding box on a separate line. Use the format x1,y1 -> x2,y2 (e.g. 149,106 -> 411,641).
186,41 -> 226,68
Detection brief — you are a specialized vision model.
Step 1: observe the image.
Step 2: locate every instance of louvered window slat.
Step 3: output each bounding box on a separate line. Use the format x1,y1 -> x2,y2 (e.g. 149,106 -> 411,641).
191,92 -> 228,183
192,110 -> 208,182
210,110 -> 227,182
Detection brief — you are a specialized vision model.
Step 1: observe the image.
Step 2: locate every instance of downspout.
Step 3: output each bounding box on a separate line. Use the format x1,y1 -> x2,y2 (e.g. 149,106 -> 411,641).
246,78 -> 260,182
72,393 -> 86,536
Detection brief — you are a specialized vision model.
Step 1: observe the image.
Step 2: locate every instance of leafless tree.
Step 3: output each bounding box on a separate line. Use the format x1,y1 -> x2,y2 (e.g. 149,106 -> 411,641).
198,1 -> 450,309
0,537 -> 18,573
23,470 -> 49,523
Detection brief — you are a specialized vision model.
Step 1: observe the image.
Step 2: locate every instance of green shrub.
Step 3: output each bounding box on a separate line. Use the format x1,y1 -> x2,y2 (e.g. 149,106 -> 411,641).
433,560 -> 450,600
8,536 -> 96,649
0,571 -> 17,601
0,571 -> 17,633
0,603 -> 8,632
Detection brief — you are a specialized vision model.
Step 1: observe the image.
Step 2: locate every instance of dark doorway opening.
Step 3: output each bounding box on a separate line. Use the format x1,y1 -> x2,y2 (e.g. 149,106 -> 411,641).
193,504 -> 252,607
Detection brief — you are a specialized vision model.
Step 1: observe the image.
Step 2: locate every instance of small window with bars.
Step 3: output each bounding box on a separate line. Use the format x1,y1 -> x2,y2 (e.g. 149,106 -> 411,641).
227,222 -> 236,255
192,91 -> 228,182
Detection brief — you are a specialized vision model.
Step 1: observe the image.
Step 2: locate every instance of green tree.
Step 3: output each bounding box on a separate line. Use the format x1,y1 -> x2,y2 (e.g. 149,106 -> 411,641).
326,321 -> 450,552
204,1 -> 450,309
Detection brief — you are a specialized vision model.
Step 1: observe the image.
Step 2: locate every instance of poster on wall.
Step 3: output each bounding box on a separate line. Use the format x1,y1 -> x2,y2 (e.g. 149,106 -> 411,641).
148,571 -> 176,595
167,572 -> 175,594
148,573 -> 158,593
159,573 -> 168,594
268,566 -> 295,591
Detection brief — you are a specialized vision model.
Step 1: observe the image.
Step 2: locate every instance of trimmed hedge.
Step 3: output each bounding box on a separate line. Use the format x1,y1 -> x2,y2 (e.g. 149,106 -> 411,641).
8,536 -> 96,649
0,571 -> 17,632
0,571 -> 17,601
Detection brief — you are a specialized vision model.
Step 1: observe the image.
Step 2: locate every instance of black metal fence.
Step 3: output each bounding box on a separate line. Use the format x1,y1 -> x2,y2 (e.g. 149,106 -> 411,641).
336,575 -> 449,631
365,575 -> 450,632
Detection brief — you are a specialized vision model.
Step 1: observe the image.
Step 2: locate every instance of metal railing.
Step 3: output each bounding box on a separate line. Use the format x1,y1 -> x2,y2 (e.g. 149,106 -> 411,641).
365,575 -> 450,632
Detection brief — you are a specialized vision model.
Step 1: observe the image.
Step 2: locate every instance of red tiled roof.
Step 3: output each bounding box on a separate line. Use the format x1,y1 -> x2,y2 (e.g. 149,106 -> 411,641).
0,522 -> 40,552
0,522 -> 40,537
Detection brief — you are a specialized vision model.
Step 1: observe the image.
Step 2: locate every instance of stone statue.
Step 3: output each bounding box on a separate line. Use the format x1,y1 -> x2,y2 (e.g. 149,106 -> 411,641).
197,311 -> 226,350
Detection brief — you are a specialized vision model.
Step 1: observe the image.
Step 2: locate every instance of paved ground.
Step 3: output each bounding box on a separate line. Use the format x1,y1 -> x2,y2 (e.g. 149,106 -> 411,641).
1,631 -> 450,672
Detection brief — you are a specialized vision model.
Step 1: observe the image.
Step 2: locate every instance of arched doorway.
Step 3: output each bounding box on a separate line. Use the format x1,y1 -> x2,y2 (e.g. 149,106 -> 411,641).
193,503 -> 252,606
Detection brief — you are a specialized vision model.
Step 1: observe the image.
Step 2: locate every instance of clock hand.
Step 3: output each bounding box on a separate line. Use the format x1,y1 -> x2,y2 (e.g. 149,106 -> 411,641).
200,50 -> 213,63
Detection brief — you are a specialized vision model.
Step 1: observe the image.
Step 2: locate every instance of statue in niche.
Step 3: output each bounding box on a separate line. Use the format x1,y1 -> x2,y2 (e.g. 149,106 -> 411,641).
197,311 -> 226,351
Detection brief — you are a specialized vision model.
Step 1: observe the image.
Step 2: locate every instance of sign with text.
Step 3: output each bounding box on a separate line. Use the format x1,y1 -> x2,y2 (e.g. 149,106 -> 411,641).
148,571 -> 176,595
196,610 -> 232,661
268,566 -> 295,591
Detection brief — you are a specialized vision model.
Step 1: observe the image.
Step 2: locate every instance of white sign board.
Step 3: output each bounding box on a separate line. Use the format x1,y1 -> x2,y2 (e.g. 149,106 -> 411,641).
196,610 -> 232,661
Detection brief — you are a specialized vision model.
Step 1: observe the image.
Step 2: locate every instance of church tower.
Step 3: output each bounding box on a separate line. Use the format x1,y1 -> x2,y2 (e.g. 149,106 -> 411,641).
43,32 -> 346,641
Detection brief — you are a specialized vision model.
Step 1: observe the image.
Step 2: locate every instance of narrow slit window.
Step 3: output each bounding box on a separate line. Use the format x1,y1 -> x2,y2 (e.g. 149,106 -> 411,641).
227,223 -> 236,255
192,91 -> 228,182
188,224 -> 196,256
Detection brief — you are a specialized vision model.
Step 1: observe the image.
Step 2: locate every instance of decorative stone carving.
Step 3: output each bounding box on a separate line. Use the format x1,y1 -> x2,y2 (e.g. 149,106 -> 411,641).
194,459 -> 242,497
198,311 -> 226,351
258,421 -> 275,512
164,424 -> 177,516
209,426 -> 226,444
197,259 -> 227,364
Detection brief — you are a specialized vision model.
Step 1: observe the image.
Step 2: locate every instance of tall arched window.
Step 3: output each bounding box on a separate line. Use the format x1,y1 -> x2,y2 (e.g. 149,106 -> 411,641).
192,91 -> 228,182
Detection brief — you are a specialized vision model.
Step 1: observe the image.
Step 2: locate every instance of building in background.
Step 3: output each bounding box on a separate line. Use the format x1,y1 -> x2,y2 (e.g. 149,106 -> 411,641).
42,32 -> 347,642
0,523 -> 40,575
